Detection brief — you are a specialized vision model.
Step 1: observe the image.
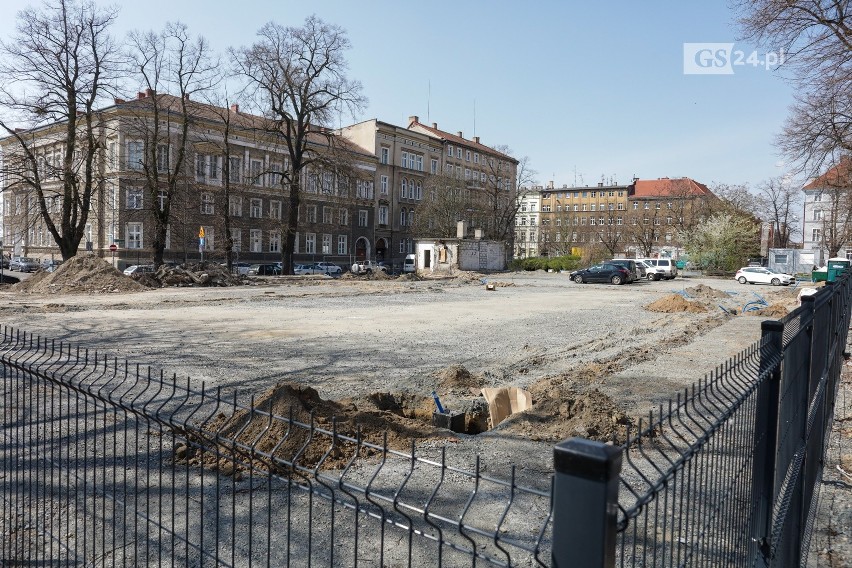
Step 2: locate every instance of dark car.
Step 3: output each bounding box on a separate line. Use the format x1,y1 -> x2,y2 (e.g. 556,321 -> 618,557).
608,259 -> 641,282
248,263 -> 281,276
569,263 -> 632,285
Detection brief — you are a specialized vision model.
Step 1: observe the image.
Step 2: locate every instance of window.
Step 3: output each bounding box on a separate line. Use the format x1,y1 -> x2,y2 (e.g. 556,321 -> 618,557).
195,154 -> 207,180
608,203 -> 614,211
655,202 -> 661,210
127,141 -> 143,170
617,203 -> 624,210
401,151 -> 409,169
814,193 -> 822,202
473,153 -> 479,164
573,205 -> 579,211
305,233 -> 316,254
270,162 -> 282,186
401,178 -> 408,199
127,222 -> 143,249
126,188 -> 143,209
208,156 -> 219,180
157,190 -> 167,211
269,230 -> 281,253
323,206 -> 332,224
644,202 -> 649,210
774,253 -> 788,264
447,145 -> 453,157
322,233 -> 332,255
337,234 -> 347,255
590,204 -> 596,211
380,175 -> 388,194
431,159 -> 438,174
306,204 -> 317,223
156,145 -> 169,173
228,157 -> 241,183
270,200 -> 281,220
380,147 -> 389,164
378,205 -> 388,225
457,147 -> 462,158
201,192 -> 214,215
416,181 -> 422,200
109,142 -> 117,170
400,208 -> 407,226
358,210 -> 368,227
465,150 -> 471,162
813,209 -> 823,221
812,228 -> 822,242
338,208 -> 348,225
229,196 -> 243,217
250,229 -> 262,253
250,198 -> 262,218
230,228 -> 242,252
250,159 -> 263,186
202,227 -> 214,251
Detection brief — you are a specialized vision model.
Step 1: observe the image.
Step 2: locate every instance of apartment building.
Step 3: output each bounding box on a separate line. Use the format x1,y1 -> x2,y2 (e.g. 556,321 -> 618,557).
801,159 -> 852,266
339,116 -> 519,267
1,92 -> 377,269
514,190 -> 541,258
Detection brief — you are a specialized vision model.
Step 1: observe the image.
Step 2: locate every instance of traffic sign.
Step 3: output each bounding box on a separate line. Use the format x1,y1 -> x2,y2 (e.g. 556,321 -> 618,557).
199,226 -> 205,238
109,243 -> 117,252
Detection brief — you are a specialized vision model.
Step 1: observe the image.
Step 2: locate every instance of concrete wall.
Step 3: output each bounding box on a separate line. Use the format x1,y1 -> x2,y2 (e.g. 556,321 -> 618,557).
415,239 -> 506,274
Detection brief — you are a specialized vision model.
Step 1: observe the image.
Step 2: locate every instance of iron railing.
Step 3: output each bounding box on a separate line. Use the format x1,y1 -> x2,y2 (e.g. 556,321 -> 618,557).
2,272 -> 850,566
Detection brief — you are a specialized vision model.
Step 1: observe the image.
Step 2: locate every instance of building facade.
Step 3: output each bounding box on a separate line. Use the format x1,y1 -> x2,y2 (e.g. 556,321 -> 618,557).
514,190 -> 541,258
801,160 -> 852,266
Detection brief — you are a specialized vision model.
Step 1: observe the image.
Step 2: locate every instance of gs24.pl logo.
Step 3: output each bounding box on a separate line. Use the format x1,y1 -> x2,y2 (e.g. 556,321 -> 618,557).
683,43 -> 785,74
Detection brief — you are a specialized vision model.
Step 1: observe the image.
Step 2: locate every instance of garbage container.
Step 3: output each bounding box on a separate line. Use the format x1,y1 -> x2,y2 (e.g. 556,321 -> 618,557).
826,258 -> 851,282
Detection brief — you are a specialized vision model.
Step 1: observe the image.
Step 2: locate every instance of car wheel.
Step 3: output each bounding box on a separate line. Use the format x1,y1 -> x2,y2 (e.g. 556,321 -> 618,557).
738,276 -> 747,284
771,278 -> 780,286
646,273 -> 654,281
611,275 -> 623,285
573,275 -> 584,284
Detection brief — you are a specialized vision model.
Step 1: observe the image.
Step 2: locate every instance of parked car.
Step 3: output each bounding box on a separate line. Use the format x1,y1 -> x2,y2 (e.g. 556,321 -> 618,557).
313,262 -> 342,275
41,259 -> 63,273
403,254 -> 416,273
10,257 -> 40,272
0,256 -> 9,269
293,264 -> 323,275
640,258 -> 678,280
123,264 -> 155,276
608,259 -> 641,282
248,263 -> 282,276
569,263 -> 632,285
231,262 -> 252,276
734,267 -> 795,286
350,260 -> 387,275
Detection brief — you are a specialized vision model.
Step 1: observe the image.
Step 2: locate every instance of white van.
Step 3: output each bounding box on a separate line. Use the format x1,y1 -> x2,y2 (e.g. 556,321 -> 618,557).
403,254 -> 416,273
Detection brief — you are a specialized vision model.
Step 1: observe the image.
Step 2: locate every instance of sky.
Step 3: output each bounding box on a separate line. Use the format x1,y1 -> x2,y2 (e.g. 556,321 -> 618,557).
0,0 -> 798,190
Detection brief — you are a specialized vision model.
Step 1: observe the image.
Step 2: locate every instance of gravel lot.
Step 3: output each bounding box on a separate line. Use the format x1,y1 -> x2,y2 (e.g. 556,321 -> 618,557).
2,269 -> 848,564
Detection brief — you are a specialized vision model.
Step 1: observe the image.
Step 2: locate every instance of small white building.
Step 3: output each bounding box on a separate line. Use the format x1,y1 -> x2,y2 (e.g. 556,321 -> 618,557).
414,222 -> 507,275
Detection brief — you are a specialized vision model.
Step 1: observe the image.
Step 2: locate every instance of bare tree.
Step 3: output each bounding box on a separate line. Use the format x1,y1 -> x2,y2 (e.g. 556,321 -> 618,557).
232,16 -> 365,274
124,22 -> 219,267
0,0 -> 119,260
410,174 -> 475,238
479,148 -> 534,243
756,175 -> 802,247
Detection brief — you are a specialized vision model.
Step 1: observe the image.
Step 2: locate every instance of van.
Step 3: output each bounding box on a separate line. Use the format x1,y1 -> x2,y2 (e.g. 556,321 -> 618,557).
641,258 -> 678,280
403,254 -> 416,273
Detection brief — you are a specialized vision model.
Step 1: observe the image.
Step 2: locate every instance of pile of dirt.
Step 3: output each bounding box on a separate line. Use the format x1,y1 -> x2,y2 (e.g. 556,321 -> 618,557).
435,364 -> 484,394
15,256 -> 146,294
646,294 -> 708,313
185,383 -> 452,472
684,284 -> 731,301
498,376 -> 630,443
747,304 -> 790,318
151,263 -> 243,287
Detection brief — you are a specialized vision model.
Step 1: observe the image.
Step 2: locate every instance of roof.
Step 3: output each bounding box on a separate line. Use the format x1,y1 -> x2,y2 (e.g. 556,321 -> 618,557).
631,177 -> 714,198
803,158 -> 852,190
407,117 -> 518,164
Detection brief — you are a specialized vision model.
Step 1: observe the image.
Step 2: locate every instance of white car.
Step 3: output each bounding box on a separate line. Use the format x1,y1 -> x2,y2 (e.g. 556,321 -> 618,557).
734,267 -> 794,286
312,262 -> 342,275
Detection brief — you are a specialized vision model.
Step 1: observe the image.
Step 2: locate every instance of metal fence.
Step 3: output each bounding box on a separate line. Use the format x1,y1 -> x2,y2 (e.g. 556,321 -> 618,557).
2,273 -> 850,567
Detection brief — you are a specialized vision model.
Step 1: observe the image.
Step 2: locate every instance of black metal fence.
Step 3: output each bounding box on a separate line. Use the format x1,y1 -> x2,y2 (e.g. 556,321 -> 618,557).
2,273 -> 850,566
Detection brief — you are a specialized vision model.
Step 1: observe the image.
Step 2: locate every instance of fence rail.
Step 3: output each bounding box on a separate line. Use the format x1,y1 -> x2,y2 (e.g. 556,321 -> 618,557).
3,273 -> 850,566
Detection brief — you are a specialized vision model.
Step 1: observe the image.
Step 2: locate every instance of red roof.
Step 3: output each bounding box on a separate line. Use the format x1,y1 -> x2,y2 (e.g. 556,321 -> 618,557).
803,158 -> 852,189
632,177 -> 714,198
408,118 -> 517,163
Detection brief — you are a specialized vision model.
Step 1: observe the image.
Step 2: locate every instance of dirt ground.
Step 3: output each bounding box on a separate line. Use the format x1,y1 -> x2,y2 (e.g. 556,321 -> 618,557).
2,257 -> 848,562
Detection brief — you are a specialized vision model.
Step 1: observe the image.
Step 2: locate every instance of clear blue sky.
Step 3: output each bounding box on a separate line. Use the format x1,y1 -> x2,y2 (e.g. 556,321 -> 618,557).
0,0 -> 796,189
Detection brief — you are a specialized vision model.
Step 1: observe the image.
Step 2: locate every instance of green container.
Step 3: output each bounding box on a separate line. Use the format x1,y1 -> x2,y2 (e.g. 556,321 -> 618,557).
676,260 -> 686,269
826,258 -> 851,282
812,270 -> 828,283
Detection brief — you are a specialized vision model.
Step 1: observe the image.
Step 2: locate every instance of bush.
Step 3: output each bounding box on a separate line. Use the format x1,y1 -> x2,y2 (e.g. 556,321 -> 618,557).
508,255 -> 581,272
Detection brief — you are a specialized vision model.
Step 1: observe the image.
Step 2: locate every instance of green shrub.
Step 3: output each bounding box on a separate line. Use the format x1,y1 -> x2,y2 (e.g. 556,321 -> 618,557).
509,255 -> 581,272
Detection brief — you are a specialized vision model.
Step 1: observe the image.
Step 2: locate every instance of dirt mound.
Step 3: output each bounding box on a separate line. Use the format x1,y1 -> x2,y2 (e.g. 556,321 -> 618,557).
496,379 -> 630,443
684,284 -> 730,301
435,364 -> 484,394
646,294 -> 708,313
747,304 -> 789,318
15,255 -> 146,294
155,263 -> 243,287
193,383 -> 452,472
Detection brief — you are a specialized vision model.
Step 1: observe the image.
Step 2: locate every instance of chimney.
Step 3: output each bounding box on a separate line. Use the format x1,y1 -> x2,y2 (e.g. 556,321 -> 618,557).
230,103 -> 240,114
598,182 -> 604,187
145,88 -> 154,97
409,115 -> 419,124
432,122 -> 437,129
457,220 -> 468,239
473,136 -> 480,144
547,180 -> 554,189
457,131 -> 463,138
137,92 -> 146,99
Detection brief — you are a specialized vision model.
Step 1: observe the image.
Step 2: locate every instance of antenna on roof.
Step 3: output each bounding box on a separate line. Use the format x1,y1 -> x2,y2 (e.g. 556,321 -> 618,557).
427,80 -> 430,124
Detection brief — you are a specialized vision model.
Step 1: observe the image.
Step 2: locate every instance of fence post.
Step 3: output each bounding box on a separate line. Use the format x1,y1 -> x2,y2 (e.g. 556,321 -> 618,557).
552,437 -> 622,568
751,319 -> 784,564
